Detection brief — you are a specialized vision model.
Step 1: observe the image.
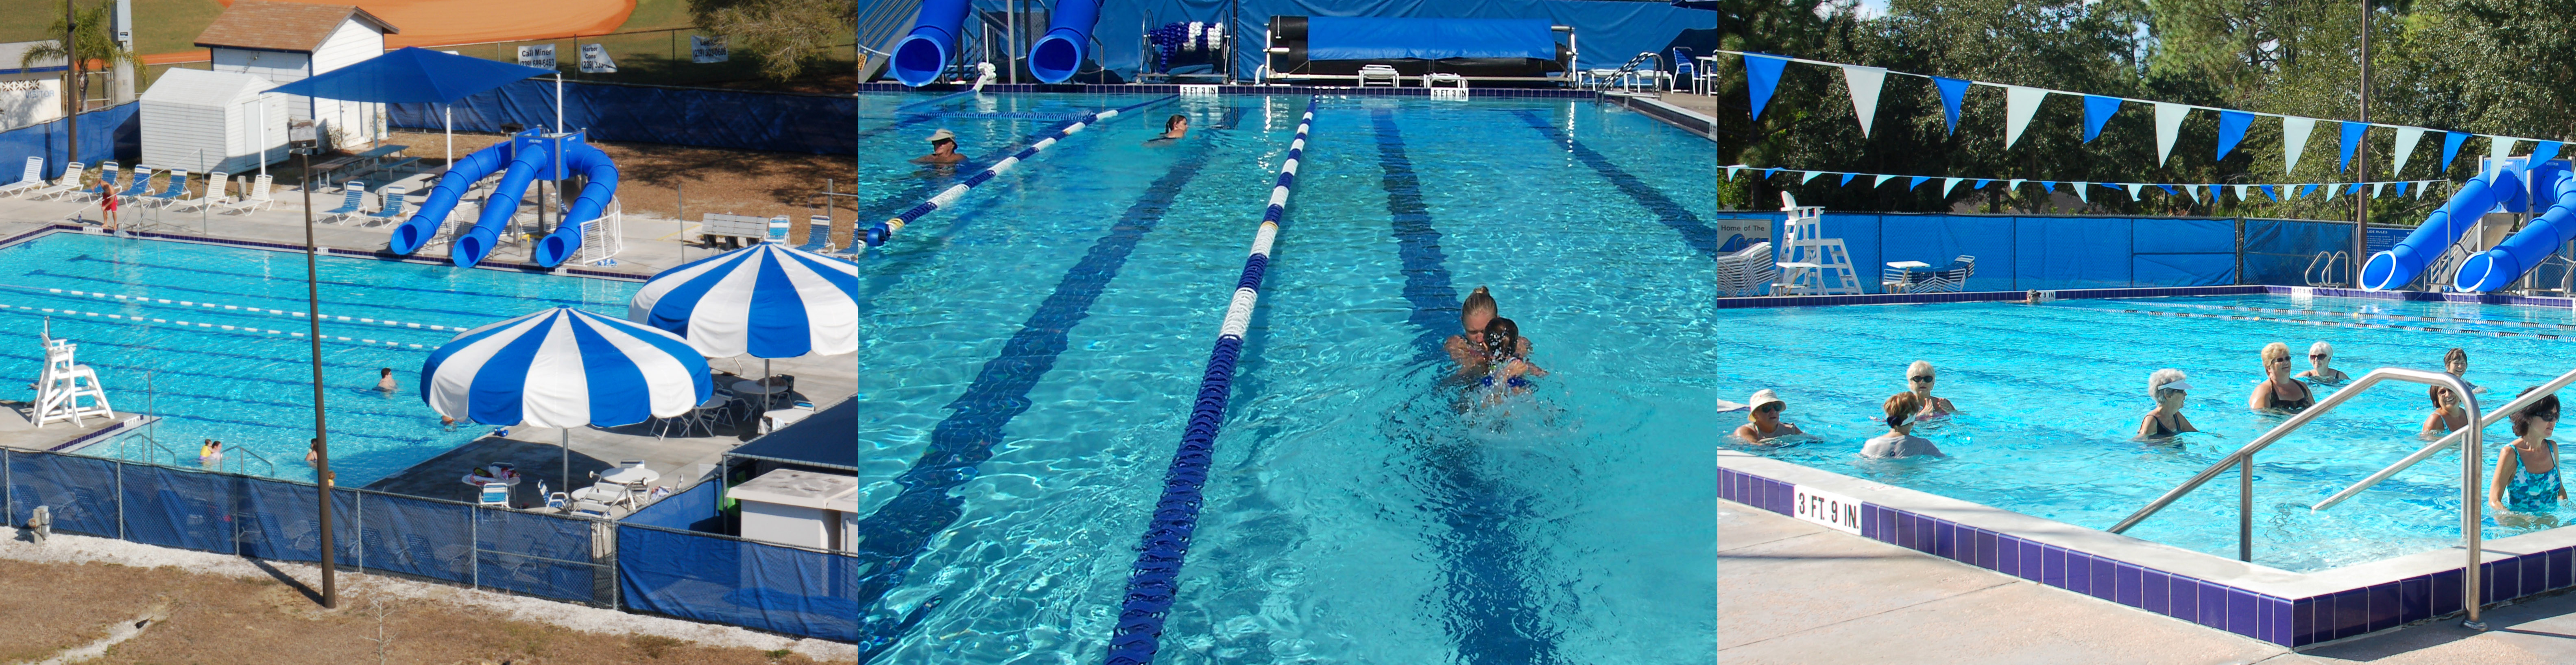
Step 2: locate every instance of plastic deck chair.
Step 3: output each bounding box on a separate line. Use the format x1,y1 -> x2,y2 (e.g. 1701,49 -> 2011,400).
477,483 -> 510,506
1715,241 -> 1777,298
169,172 -> 230,212
360,186 -> 406,227
21,162 -> 79,201
72,162 -> 119,203
571,500 -> 613,518
111,165 -> 156,204
1671,48 -> 1696,92
142,169 -> 190,208
0,157 -> 42,197
318,182 -> 367,224
545,492 -> 568,510
1882,256 -> 1978,294
1358,64 -> 1400,87
219,175 -> 275,214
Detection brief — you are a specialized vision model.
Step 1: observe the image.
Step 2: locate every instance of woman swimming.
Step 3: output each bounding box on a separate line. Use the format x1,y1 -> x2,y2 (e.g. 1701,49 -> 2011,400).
2489,389 -> 2564,514
1731,389 -> 1804,444
1904,361 -> 1959,416
2137,369 -> 2199,440
2297,341 -> 2351,385
2423,387 -> 2470,435
2248,342 -> 2315,412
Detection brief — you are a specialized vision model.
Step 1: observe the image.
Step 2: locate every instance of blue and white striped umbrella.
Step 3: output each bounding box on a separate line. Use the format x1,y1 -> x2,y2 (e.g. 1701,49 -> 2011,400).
422,307 -> 713,428
628,243 -> 859,358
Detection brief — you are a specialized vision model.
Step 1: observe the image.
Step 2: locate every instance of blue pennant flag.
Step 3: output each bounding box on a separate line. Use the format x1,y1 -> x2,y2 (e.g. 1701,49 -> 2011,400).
2339,121 -> 2368,172
2216,110 -> 2255,160
2082,95 -> 2122,143
2535,140 -> 2566,166
2261,184 -> 2278,201
1908,176 -> 1929,190
1972,179 -> 1991,188
2042,181 -> 2058,193
2393,181 -> 2410,197
2207,184 -> 2222,201
1840,173 -> 1858,186
2156,184 -> 2179,195
2440,131 -> 2469,173
2347,183 -> 2366,197
1933,77 -> 1971,136
2300,184 -> 2319,198
1764,168 -> 1783,179
1745,54 -> 1791,120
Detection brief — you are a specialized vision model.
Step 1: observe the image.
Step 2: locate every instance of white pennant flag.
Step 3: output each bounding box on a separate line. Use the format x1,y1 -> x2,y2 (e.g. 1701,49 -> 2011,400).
2154,103 -> 2192,165
2281,116 -> 2319,174
2490,136 -> 2519,166
2391,127 -> 2426,178
2073,182 -> 2090,203
2007,178 -> 2026,192
2371,182 -> 2387,198
2126,183 -> 2145,201
2004,85 -> 2050,149
1725,166 -> 1743,180
2236,184 -> 2253,201
1941,177 -> 1965,197
2416,180 -> 2431,198
1838,65 -> 1889,138
2184,185 -> 2200,203
1874,174 -> 1900,187
1802,171 -> 1827,184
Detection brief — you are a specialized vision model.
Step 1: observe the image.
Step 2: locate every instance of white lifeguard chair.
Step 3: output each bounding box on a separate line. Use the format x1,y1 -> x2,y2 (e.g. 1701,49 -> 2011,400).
34,320 -> 113,428
1775,193 -> 1862,295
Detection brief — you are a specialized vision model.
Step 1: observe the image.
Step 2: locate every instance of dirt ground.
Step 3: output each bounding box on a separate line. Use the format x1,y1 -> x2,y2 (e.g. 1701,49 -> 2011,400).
0,558 -> 840,664
382,131 -> 859,248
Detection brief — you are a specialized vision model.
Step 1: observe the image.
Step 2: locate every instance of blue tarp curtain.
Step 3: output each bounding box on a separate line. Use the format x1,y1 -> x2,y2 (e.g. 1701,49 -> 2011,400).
617,524 -> 862,642
622,479 -> 724,532
389,81 -> 857,155
1765,213 -> 2247,291
1304,17 -> 1558,60
724,400 -> 859,472
0,103 -> 140,182
2241,219 -> 2361,287
956,0 -> 1714,81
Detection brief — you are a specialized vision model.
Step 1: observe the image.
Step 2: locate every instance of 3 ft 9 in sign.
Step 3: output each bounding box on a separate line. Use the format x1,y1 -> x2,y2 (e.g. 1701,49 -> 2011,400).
1793,484 -> 1864,534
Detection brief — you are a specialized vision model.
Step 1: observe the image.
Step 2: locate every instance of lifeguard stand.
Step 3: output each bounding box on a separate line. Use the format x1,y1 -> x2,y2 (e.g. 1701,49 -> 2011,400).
34,321 -> 113,428
1775,193 -> 1862,295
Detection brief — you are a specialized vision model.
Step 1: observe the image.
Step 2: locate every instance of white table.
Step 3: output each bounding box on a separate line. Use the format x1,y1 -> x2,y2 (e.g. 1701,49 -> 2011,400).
1695,56 -> 1720,95
1886,260 -> 1930,269
600,466 -> 660,486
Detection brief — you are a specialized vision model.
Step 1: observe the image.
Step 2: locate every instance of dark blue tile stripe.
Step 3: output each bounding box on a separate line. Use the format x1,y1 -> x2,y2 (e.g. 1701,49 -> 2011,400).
1717,285 -> 2270,309
1372,108 -> 1562,664
1102,96 -> 1316,665
833,105 -> 1250,661
1507,109 -> 1720,260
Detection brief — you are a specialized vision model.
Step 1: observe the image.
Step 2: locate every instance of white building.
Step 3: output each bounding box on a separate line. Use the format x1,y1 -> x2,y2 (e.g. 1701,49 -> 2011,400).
192,1 -> 397,151
0,41 -> 67,133
138,68 -> 288,175
729,468 -> 860,552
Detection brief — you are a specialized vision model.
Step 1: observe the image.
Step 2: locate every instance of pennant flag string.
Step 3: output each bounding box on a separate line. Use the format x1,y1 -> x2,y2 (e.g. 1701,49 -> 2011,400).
1838,65 -> 1889,137
1727,165 -> 2443,201
2339,122 -> 2368,173
1932,77 -> 1971,136
2082,95 -> 2122,143
2216,110 -> 2255,161
2392,127 -> 2426,178
1744,54 -> 1791,120
2154,102 -> 2190,166
2003,85 -> 2050,149
2282,116 -> 2318,175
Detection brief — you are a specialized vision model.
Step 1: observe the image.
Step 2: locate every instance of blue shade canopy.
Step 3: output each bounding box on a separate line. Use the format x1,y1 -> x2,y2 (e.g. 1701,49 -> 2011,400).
421,307 -> 712,428
1671,0 -> 1722,8
627,244 -> 860,359
265,46 -> 555,103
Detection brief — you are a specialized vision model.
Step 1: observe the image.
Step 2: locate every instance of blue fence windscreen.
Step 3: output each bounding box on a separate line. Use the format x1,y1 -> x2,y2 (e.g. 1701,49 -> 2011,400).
622,480 -> 723,532
118,465 -> 241,554
618,525 -> 862,643
390,81 -> 857,155
358,492 -> 473,583
2242,219 -> 2358,287
8,451 -> 122,537
1764,213 -> 2247,291
477,506 -> 598,602
0,103 -> 140,181
1305,17 -> 1558,60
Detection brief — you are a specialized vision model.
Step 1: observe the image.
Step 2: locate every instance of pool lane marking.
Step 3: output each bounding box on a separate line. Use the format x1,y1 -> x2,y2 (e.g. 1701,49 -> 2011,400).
47,257 -> 609,309
1369,108 -> 1564,665
859,95 -> 1183,253
1508,109 -> 1723,260
2119,308 -> 2563,339
1102,96 -> 1315,665
0,302 -> 430,348
20,286 -> 462,330
2151,302 -> 2576,331
838,104 -> 1251,661
822,100 -> 1175,253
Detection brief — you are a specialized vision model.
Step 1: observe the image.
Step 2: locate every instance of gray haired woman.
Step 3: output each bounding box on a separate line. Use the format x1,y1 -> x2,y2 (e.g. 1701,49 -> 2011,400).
2138,369 -> 2200,439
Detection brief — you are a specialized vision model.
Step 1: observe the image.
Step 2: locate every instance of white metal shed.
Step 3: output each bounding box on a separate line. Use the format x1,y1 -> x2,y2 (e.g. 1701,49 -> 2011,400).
139,68 -> 288,177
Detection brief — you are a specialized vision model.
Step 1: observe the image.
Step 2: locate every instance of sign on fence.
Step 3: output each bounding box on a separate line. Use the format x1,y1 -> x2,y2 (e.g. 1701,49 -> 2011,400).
691,35 -> 729,63
518,44 -> 558,70
578,44 -> 618,74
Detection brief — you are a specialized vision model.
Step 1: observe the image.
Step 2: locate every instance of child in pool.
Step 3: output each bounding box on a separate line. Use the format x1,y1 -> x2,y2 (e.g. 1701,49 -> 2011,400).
2489,389 -> 2565,514
1477,317 -> 1546,400
1731,389 -> 1804,444
2423,387 -> 2471,435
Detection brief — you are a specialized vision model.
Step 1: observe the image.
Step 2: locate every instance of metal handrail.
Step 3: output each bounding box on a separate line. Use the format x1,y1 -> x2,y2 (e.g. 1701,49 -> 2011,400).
2305,250 -> 2350,287
2107,367 -> 2488,629
2312,365 -> 2576,511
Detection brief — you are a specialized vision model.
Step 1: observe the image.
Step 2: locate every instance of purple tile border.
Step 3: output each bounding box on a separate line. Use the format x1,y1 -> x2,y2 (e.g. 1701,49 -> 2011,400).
859,83 -> 1601,98
26,225 -> 653,282
1722,463 -> 2576,647
1717,285 -> 2270,309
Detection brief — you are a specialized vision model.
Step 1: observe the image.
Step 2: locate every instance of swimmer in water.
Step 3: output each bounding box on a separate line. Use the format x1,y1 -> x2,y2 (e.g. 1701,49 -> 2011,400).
1863,392 -> 1945,459
2249,342 -> 2315,412
2424,387 -> 2471,435
1904,361 -> 1959,416
1446,286 -> 1533,378
1145,114 -> 1189,144
2444,348 -> 2487,394
2297,341 -> 2351,385
377,368 -> 398,393
1731,389 -> 1803,444
912,129 -> 964,166
2137,369 -> 2199,440
1477,317 -> 1546,400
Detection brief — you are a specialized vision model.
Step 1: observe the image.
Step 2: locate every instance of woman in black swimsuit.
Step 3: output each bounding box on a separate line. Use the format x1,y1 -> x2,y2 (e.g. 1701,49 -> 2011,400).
2138,369 -> 2199,439
2248,342 -> 2316,412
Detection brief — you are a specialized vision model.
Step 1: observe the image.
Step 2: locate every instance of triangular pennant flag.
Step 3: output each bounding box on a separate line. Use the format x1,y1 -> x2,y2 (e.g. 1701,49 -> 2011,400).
2154,103 -> 2191,165
1841,173 -> 1858,186
2393,181 -> 2410,198
2300,183 -> 2319,198
2490,136 -> 2520,167
2371,182 -> 2386,198
2216,110 -> 2255,160
2208,184 -> 2223,202
1764,168 -> 1783,179
2535,140 -> 2565,166
2391,127 -> 2426,177
1942,177 -> 1965,197
2440,131 -> 2467,174
2004,85 -> 2050,149
2157,184 -> 2179,195
2184,185 -> 2200,203
1973,179 -> 1991,189
2418,180 -> 2433,198
2261,184 -> 2278,201
1745,54 -> 1791,120
1875,174 -> 1901,187
2073,182 -> 2090,203
2348,183 -> 2366,197
1932,77 -> 1971,136
2236,184 -> 2253,201
1725,165 -> 1743,180
2042,181 -> 2058,193
2126,183 -> 2144,200
1802,170 -> 1827,184
1838,65 -> 1889,137
2007,178 -> 2027,191
2282,116 -> 2319,174
2082,95 -> 2122,143
1908,175 -> 1929,190
2339,121 -> 2368,173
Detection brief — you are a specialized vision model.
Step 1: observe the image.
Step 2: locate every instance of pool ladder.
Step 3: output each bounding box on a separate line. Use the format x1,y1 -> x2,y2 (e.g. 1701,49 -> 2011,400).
2103,366 -> 2576,632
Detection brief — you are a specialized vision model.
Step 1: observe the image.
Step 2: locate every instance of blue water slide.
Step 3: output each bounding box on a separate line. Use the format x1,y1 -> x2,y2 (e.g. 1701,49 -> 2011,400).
2455,164 -> 2576,291
530,141 -> 620,268
454,136 -> 555,267
1028,0 -> 1103,83
2360,172 -> 2514,290
890,0 -> 975,86
387,136 -> 521,256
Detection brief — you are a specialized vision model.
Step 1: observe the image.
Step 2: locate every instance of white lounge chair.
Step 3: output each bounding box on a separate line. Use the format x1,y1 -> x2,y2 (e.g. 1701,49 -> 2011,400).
168,172 -> 230,212
218,174 -> 275,214
1358,64 -> 1400,87
67,162 -> 117,203
22,162 -> 85,201
1716,241 -> 1777,298
0,157 -> 42,197
317,182 -> 366,224
1883,256 -> 1978,294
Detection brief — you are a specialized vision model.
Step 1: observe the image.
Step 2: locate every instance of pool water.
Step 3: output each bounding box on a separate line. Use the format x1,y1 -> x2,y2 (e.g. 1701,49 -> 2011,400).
1724,293 -> 2576,573
843,92 -> 1717,662
0,233 -> 635,485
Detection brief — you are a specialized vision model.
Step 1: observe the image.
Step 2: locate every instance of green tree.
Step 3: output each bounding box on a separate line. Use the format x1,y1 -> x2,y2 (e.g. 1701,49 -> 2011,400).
18,0 -> 139,114
688,0 -> 856,82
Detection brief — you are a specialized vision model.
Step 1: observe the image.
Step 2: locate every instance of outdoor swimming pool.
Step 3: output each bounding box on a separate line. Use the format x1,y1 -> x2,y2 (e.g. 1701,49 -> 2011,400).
844,91 -> 1717,661
1724,293 -> 2576,573
0,233 -> 634,485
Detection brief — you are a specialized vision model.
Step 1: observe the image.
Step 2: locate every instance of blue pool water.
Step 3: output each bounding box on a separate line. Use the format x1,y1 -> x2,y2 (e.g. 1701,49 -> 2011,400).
0,234 -> 635,484
1726,293 -> 2576,573
844,92 -> 1716,662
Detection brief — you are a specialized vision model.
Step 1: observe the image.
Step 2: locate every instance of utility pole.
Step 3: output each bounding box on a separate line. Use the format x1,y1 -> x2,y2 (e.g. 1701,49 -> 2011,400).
294,133 -> 336,610
61,0 -> 76,174
2353,0 -> 2371,287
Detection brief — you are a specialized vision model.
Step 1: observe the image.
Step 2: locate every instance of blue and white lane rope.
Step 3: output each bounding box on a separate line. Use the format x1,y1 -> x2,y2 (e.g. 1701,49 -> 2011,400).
1104,96 -> 1319,665
861,94 -> 1181,252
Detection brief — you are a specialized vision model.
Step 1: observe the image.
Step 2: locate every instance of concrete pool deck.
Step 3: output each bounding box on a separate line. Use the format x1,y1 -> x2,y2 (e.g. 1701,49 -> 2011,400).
1723,499 -> 2576,665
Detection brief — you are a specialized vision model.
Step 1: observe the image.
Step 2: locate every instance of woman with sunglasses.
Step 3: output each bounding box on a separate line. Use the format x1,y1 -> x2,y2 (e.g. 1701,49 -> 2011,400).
2137,369 -> 2199,440
2295,341 -> 2350,385
2248,342 -> 2315,412
1904,361 -> 1958,417
1730,389 -> 1803,444
2489,389 -> 2564,514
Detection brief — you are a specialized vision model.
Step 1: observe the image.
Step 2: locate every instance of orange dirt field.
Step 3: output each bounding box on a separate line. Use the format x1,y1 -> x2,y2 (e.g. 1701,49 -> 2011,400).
144,0 -> 635,62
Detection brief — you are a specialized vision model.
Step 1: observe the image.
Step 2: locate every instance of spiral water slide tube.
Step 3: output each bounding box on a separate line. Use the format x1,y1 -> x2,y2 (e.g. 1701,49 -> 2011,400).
890,0 -> 975,86
1029,0 -> 1104,83
387,130 -> 532,256
2360,170 -> 2516,290
2455,163 -> 2576,292
528,141 -> 620,268
448,133 -> 620,268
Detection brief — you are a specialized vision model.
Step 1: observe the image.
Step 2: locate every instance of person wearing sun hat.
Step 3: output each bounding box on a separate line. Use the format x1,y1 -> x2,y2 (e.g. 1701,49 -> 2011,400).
2138,368 -> 2199,439
1728,389 -> 1803,444
913,128 -> 964,165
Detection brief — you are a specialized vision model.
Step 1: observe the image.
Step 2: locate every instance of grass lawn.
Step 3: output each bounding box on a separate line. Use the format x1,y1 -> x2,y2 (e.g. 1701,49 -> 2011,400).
0,0 -> 228,57
616,0 -> 692,32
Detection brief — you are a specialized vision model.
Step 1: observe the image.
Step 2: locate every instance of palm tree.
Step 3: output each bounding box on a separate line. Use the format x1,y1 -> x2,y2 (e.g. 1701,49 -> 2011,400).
20,0 -> 140,115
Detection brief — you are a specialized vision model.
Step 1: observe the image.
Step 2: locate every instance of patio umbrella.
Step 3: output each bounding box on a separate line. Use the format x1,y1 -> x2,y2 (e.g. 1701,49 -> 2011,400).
421,306 -> 712,494
264,46 -> 556,173
628,243 -> 859,366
